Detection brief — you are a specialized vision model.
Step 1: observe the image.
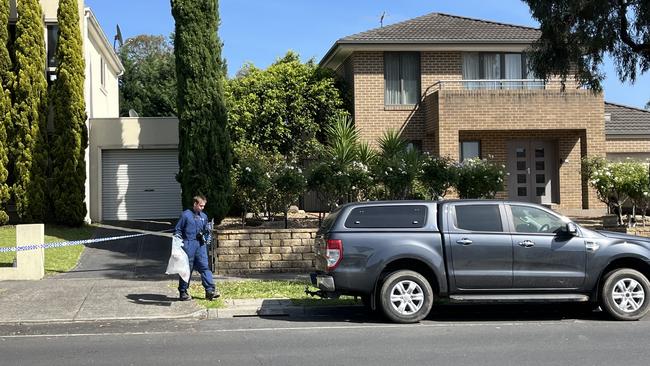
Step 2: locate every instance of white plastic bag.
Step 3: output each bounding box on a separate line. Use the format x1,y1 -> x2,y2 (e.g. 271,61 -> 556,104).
166,236 -> 190,283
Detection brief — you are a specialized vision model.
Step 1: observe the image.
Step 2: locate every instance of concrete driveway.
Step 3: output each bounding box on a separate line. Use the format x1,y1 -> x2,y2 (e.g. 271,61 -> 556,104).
56,219 -> 177,280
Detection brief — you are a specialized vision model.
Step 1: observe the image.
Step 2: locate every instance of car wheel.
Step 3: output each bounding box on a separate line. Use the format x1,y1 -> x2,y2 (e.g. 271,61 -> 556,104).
600,268 -> 650,321
379,270 -> 433,323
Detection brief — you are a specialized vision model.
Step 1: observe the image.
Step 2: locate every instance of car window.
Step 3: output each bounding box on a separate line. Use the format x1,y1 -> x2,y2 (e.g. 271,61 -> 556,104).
344,205 -> 427,228
318,207 -> 342,234
510,205 -> 564,234
454,204 -> 503,232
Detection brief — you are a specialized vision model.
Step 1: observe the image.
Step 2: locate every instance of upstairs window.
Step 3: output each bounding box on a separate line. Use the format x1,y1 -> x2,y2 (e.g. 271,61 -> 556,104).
462,52 -> 541,89
46,24 -> 58,68
385,52 -> 420,105
100,57 -> 106,88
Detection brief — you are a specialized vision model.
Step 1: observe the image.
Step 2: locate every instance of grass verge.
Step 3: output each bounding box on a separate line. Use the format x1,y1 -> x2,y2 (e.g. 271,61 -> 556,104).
0,224 -> 96,275
186,279 -> 361,309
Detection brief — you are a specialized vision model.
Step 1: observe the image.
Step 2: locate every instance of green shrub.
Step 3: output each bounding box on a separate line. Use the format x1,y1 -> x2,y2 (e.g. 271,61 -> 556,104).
419,154 -> 455,200
453,158 -> 506,199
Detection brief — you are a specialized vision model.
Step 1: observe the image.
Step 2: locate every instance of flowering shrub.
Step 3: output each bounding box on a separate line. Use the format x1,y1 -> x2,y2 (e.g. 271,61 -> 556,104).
268,156 -> 307,226
373,130 -> 421,199
231,142 -> 273,223
307,116 -> 376,208
419,154 -> 455,200
583,156 -> 650,226
453,157 -> 507,199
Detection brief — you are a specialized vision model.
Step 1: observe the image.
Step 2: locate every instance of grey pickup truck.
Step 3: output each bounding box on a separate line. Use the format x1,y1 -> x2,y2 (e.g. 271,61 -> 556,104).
310,200 -> 650,323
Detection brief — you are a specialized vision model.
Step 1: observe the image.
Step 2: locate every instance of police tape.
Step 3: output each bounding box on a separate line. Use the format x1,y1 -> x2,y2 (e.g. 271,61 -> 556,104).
0,229 -> 174,253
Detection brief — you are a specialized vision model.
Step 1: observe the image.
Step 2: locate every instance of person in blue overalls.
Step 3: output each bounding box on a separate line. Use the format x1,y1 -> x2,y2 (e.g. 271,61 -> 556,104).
174,194 -> 219,301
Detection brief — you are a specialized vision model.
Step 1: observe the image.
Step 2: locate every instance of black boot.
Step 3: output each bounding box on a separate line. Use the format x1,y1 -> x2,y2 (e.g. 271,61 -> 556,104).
179,291 -> 191,301
205,289 -> 220,301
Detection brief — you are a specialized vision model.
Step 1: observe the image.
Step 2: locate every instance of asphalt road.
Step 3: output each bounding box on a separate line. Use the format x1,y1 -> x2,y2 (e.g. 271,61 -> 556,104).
1,304 -> 649,366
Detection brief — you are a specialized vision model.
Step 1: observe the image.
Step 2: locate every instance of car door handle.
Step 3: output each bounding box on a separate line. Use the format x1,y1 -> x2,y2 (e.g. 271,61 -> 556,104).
518,240 -> 535,248
456,238 -> 473,245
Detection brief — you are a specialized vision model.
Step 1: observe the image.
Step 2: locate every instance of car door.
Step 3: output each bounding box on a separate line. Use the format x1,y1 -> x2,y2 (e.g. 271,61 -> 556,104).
507,204 -> 586,289
446,202 -> 513,290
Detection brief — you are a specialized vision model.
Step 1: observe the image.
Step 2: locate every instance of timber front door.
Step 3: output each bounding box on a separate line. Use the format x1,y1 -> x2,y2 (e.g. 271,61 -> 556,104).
506,140 -> 557,205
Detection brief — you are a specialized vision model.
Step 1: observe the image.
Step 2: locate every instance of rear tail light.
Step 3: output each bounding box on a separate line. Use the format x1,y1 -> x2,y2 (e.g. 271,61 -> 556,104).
326,239 -> 343,270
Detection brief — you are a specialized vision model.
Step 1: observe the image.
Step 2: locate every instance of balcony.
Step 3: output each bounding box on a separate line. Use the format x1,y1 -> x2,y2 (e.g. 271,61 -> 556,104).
423,79 -> 601,135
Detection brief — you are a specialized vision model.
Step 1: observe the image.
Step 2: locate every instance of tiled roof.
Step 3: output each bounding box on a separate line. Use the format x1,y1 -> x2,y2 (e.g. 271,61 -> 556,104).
605,102 -> 650,135
339,12 -> 541,43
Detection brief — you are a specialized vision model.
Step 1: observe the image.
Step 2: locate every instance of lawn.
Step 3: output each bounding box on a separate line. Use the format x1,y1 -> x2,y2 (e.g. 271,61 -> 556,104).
187,280 -> 361,309
0,224 -> 96,275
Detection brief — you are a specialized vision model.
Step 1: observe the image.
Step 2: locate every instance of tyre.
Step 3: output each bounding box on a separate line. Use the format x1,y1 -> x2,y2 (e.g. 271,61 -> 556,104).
379,270 -> 433,323
600,268 -> 650,321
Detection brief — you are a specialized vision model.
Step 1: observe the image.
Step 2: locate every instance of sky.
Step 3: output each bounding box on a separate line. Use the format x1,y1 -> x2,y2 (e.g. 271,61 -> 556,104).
85,0 -> 650,109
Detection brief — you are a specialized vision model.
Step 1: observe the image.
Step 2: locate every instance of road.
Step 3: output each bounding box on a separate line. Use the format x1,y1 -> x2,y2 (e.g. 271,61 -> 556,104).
1,304 -> 649,366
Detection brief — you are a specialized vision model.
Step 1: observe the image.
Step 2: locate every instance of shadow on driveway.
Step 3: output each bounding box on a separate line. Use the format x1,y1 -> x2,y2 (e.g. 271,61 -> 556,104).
55,219 -> 177,281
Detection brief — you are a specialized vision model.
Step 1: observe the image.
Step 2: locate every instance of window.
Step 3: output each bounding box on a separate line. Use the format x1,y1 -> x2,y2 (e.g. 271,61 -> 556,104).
455,205 -> 502,232
46,24 -> 58,68
462,52 -> 542,89
407,140 -> 422,152
385,52 -> 420,105
460,141 -> 480,161
344,205 -> 427,228
100,57 -> 106,87
510,205 -> 565,234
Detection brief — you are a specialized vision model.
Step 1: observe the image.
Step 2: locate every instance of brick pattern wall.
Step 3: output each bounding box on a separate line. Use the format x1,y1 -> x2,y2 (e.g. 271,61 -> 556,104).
606,138 -> 650,154
213,229 -> 317,275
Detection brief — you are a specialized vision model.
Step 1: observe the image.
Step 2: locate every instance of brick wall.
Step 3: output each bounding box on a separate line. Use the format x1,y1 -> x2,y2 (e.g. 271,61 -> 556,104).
606,138 -> 650,154
213,228 -> 317,275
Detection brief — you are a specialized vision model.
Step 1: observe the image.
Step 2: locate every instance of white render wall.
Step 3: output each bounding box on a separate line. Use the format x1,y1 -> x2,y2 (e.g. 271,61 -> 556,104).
88,117 -> 179,222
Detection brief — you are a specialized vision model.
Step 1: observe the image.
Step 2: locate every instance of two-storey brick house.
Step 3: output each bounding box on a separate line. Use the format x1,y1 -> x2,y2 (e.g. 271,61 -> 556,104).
320,12 -> 616,213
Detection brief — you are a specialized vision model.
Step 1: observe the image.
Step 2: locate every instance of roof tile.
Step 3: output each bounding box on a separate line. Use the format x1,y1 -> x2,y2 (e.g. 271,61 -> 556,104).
605,102 -> 650,135
340,12 -> 540,43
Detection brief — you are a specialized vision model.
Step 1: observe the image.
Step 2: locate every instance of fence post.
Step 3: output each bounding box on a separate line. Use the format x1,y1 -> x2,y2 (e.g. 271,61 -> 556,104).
0,224 -> 45,280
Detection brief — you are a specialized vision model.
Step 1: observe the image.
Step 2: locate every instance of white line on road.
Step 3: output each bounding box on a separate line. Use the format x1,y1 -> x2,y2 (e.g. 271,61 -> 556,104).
0,320 -> 581,339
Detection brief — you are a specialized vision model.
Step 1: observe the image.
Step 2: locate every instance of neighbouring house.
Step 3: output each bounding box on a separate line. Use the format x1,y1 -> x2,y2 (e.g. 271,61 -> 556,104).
10,1 -> 184,223
320,12 -> 650,215
605,102 -> 650,162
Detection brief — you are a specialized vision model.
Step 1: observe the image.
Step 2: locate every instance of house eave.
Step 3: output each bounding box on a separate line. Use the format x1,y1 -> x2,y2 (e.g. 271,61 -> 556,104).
85,8 -> 124,76
320,40 -> 535,69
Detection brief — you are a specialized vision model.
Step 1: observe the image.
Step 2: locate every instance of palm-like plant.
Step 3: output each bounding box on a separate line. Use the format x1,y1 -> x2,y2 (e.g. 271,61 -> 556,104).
378,129 -> 408,159
326,114 -> 358,166
374,129 -> 422,199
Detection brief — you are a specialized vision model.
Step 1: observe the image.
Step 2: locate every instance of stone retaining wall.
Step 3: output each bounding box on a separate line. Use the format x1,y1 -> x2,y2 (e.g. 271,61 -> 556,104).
211,228 -> 318,275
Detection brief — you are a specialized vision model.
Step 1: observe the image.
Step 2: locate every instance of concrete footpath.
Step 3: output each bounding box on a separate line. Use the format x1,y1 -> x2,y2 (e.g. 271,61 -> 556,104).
0,220 -> 316,324
0,276 -> 314,324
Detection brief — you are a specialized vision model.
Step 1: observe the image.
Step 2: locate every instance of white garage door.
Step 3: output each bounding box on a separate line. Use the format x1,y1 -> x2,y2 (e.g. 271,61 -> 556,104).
102,149 -> 182,220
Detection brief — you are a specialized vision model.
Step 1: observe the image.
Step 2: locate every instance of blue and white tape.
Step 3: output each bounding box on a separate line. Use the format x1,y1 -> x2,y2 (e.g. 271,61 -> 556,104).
0,229 -> 174,253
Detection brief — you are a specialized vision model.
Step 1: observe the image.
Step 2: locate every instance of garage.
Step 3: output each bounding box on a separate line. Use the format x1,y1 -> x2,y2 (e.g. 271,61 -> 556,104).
101,149 -> 182,220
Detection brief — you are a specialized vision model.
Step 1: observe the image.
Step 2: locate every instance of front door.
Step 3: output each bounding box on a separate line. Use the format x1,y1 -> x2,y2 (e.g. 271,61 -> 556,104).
507,140 -> 556,204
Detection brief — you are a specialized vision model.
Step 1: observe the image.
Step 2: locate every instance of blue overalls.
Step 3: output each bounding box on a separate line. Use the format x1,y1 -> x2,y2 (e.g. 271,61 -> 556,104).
175,209 -> 215,294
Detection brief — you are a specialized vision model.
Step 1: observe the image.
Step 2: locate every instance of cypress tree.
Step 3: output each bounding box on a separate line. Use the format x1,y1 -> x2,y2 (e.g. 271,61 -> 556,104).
12,0 -> 48,223
171,0 -> 232,223
0,0 -> 11,225
50,0 -> 87,225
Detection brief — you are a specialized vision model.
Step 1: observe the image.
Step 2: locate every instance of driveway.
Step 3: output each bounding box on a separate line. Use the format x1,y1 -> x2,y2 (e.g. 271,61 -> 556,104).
56,219 -> 176,280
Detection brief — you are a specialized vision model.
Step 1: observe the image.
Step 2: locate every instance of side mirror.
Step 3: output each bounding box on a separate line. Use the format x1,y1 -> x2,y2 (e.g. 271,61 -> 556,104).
564,222 -> 578,235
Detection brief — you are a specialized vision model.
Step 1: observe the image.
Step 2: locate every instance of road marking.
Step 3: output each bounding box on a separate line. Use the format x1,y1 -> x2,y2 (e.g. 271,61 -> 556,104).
0,320 -> 579,339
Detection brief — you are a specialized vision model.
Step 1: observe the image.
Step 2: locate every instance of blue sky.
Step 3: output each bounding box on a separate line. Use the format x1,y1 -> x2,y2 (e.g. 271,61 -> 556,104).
85,0 -> 649,109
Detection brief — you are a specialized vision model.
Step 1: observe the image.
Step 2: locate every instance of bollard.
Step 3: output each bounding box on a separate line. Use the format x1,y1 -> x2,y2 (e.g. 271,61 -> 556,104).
0,224 -> 45,280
